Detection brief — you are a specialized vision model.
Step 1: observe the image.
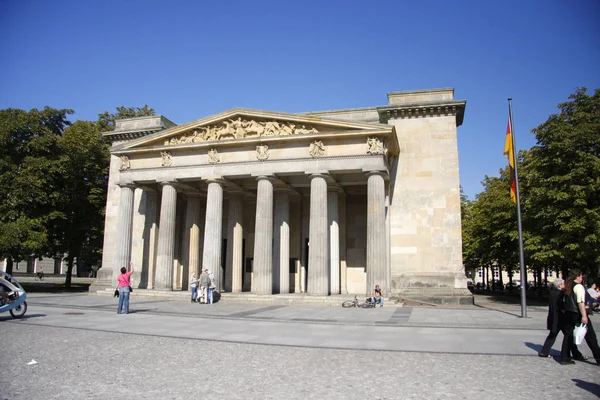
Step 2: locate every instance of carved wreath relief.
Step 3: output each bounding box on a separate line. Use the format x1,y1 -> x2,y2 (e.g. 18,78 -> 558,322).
366,137 -> 385,155
161,151 -> 173,167
309,140 -> 325,158
164,118 -> 319,145
119,155 -> 131,170
208,148 -> 220,164
256,144 -> 270,161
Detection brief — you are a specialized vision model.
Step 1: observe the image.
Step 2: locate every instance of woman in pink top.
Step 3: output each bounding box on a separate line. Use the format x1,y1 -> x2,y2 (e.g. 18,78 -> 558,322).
116,262 -> 134,314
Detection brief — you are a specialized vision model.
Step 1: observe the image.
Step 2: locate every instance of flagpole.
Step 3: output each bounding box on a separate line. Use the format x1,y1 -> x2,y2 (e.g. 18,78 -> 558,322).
508,98 -> 528,318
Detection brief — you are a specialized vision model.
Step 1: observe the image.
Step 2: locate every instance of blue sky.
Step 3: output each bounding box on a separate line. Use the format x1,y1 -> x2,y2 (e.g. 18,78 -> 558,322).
1,0 -> 598,199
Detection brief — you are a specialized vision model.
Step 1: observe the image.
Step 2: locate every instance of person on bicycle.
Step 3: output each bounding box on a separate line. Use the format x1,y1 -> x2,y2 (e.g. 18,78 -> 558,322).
371,284 -> 384,307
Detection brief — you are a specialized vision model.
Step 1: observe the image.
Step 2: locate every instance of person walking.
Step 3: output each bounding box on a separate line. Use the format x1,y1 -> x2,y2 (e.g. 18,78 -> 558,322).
190,272 -> 199,303
560,269 -> 600,365
539,279 -> 565,358
199,268 -> 210,304
116,262 -> 134,314
208,270 -> 216,304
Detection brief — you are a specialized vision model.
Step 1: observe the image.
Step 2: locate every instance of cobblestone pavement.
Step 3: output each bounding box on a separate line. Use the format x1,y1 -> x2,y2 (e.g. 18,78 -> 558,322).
0,293 -> 599,399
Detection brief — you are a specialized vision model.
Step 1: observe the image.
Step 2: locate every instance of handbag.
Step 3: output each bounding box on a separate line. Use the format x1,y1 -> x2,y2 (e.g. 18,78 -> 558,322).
574,324 -> 587,345
128,286 -> 133,293
114,288 -> 119,297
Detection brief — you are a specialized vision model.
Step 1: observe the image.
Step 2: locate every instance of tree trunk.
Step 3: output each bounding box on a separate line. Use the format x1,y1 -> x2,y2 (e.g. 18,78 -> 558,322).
498,264 -> 504,291
5,257 -> 13,275
65,254 -> 75,289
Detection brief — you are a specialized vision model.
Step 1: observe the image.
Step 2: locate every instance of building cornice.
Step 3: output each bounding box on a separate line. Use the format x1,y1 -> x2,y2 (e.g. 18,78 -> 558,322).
376,100 -> 466,127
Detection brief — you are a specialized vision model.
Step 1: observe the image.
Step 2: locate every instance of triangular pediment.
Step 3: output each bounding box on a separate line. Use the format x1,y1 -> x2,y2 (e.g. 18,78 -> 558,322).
116,108 -> 392,152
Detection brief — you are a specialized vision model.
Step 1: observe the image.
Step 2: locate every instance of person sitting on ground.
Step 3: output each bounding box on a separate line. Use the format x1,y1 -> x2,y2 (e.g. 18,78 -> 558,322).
371,284 -> 384,308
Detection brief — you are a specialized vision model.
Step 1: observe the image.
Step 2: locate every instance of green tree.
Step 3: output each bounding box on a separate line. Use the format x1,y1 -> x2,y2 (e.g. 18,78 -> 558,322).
522,88 -> 600,279
96,105 -> 155,132
0,107 -> 73,274
48,121 -> 110,287
462,169 -> 520,290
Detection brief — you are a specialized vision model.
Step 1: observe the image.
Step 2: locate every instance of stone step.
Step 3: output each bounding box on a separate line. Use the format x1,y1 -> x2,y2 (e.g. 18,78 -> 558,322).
95,289 -> 403,307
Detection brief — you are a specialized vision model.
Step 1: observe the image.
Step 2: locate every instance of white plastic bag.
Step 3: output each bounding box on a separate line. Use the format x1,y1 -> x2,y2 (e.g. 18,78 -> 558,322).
574,324 -> 587,345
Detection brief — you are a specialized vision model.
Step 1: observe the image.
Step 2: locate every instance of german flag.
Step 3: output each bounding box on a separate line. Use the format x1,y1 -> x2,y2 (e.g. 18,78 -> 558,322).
503,115 -> 516,203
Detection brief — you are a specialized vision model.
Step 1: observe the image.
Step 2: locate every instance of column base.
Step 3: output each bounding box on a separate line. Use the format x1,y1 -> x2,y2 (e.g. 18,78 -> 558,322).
90,268 -> 114,292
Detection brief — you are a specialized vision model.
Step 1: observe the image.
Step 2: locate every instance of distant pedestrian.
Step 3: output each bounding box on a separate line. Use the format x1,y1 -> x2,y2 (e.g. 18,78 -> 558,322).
587,282 -> 600,311
208,270 -> 216,304
116,262 -> 134,314
190,273 -> 199,303
199,268 -> 210,304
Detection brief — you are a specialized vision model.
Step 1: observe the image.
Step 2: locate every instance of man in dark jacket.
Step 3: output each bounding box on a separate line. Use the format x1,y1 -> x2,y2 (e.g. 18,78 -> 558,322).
539,278 -> 587,360
539,279 -> 565,357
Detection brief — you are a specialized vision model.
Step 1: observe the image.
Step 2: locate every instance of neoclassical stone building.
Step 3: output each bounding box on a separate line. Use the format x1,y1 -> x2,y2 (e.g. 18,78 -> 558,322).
97,88 -> 470,302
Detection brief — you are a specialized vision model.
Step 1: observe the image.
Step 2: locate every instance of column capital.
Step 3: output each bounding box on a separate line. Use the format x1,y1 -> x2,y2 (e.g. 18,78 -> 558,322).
254,175 -> 277,183
365,170 -> 388,179
327,183 -> 344,194
202,177 -> 225,185
117,182 -> 136,189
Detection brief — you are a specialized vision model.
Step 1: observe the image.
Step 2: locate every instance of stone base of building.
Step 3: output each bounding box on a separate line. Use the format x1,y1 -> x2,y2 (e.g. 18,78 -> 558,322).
389,288 -> 474,305
92,289 -> 406,307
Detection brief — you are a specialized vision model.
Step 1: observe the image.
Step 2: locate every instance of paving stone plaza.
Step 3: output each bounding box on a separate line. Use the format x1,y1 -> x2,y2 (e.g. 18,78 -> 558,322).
1,293 -> 598,399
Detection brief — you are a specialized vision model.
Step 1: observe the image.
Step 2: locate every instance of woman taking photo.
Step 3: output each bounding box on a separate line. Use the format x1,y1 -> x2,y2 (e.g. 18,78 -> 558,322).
116,262 -> 134,314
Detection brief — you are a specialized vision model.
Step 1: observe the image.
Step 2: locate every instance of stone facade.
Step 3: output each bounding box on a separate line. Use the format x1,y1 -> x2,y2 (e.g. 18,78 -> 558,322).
96,89 -> 471,303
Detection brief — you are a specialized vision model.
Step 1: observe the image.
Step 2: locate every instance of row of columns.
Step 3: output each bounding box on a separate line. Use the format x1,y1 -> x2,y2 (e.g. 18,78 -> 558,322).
111,171 -> 388,295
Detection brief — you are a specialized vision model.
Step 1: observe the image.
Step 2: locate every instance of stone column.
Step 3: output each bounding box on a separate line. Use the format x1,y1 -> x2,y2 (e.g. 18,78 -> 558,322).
202,180 -> 224,289
252,176 -> 274,294
366,171 -> 387,295
328,186 -> 340,295
185,194 -> 203,281
225,192 -> 244,292
155,183 -> 178,290
273,189 -> 290,294
385,190 -> 391,294
308,174 -> 329,295
112,184 -> 135,283
340,192 -> 348,294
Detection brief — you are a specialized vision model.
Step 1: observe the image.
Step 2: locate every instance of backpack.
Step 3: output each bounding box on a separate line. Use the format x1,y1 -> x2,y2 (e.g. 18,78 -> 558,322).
559,290 -> 579,314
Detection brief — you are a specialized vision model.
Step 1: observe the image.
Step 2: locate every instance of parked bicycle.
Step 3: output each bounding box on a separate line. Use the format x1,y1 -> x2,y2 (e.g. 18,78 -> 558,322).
342,295 -> 375,308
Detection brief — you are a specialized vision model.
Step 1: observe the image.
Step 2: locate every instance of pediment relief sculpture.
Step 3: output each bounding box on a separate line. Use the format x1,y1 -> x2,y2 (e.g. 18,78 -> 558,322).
208,148 -> 220,164
161,151 -> 173,167
309,140 -> 325,158
367,137 -> 386,155
119,155 -> 131,170
256,144 -> 270,161
163,118 -> 319,146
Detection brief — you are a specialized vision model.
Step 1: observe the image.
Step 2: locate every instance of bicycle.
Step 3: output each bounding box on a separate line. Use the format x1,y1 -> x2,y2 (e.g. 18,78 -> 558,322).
342,295 -> 375,308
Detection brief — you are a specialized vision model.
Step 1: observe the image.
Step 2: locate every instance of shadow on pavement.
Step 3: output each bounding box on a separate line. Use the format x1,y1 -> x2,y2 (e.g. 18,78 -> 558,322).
21,283 -> 91,293
0,313 -> 47,321
572,379 -> 600,397
524,341 -> 560,359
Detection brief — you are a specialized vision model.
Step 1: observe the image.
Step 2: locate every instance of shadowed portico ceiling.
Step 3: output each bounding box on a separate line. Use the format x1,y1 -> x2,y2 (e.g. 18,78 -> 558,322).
112,108 -> 399,155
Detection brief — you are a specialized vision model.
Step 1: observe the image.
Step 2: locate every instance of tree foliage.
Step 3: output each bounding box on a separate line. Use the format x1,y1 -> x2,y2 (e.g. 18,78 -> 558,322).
0,107 -> 73,273
522,87 -> 600,277
463,87 -> 600,285
0,104 -> 154,285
